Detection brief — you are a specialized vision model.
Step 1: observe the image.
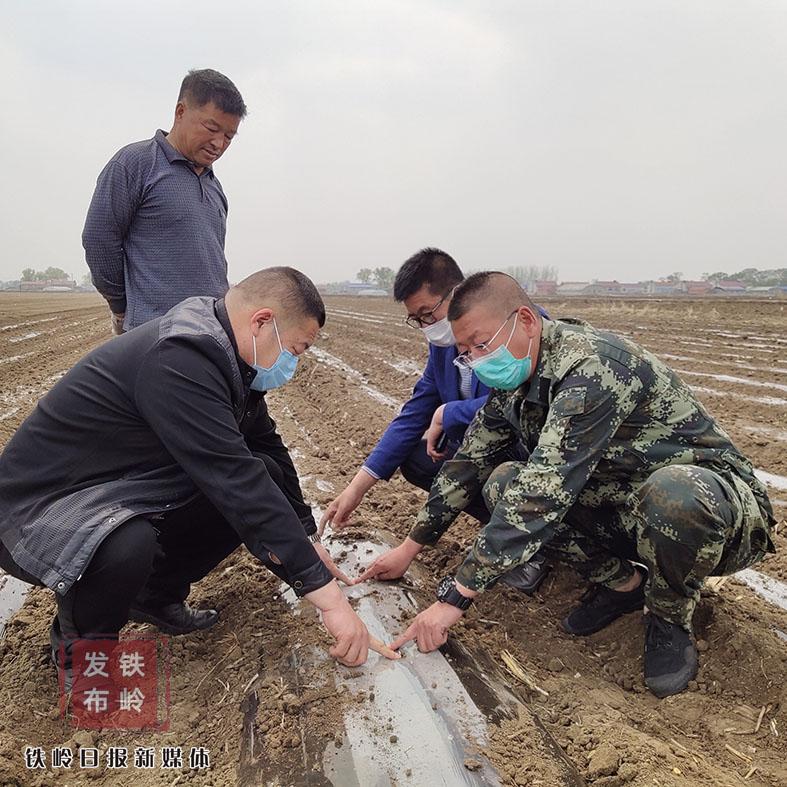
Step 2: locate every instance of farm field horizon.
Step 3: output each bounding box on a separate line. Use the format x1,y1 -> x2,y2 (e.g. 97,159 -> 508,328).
0,291 -> 785,785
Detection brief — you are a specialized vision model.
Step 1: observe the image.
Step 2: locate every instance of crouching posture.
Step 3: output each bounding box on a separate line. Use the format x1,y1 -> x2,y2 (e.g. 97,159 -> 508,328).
0,267 -> 394,694
323,248 -> 550,594
370,272 -> 775,698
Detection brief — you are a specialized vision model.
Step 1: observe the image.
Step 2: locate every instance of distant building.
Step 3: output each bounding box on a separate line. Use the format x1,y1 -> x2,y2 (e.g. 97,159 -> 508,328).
20,278 -> 76,292
357,288 -> 388,297
320,281 -> 390,296
556,281 -> 590,295
584,280 -> 623,295
746,285 -> 787,297
617,282 -> 646,295
710,279 -> 746,295
644,280 -> 679,295
531,280 -> 558,296
541,277 -> 782,299
581,281 -> 648,296
677,280 -> 713,296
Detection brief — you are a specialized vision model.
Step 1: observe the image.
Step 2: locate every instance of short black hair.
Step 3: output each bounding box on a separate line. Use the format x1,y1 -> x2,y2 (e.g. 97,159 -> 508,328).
448,271 -> 537,322
234,266 -> 326,327
178,69 -> 247,118
393,247 -> 464,302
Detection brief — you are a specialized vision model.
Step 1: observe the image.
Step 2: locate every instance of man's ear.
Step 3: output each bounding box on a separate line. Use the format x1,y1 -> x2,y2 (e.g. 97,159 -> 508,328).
250,308 -> 274,336
516,306 -> 539,334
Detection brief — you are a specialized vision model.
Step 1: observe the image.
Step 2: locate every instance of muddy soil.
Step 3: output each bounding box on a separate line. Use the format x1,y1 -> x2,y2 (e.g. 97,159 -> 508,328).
0,293 -> 785,786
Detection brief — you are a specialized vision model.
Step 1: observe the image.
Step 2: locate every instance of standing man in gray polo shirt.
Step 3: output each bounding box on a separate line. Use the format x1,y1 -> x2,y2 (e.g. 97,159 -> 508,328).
83,69 -> 247,333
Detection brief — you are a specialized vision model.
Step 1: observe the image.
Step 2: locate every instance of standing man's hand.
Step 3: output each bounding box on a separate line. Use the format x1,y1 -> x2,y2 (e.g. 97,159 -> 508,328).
425,405 -> 448,461
110,311 -> 125,336
353,537 -> 424,584
320,469 -> 377,535
389,601 -> 465,653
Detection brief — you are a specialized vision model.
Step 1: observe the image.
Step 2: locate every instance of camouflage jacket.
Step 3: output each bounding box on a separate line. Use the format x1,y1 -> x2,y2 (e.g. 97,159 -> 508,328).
409,318 -> 776,591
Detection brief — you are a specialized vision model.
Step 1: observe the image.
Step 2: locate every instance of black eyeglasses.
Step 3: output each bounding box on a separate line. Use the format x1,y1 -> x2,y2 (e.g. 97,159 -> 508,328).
404,285 -> 458,328
404,292 -> 450,329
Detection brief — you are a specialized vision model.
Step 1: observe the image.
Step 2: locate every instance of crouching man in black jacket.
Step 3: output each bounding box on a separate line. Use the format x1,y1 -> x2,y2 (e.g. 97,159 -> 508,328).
0,266 -> 393,687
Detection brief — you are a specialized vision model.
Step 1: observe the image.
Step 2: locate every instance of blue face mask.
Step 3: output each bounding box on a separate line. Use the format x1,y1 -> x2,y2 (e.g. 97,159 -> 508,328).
250,319 -> 298,391
467,318 -> 533,390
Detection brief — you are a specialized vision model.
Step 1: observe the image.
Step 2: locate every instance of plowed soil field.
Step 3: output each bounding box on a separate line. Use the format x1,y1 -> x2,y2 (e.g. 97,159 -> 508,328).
0,292 -> 785,786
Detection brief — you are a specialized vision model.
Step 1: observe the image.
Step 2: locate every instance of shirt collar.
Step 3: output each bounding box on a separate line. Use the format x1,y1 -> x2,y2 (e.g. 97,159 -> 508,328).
523,318 -> 558,405
154,129 -> 214,177
214,298 -> 256,387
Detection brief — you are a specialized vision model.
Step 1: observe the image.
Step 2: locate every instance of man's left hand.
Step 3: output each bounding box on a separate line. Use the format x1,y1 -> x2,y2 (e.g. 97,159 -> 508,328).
110,311 -> 125,336
388,601 -> 465,653
313,541 -> 353,586
425,405 -> 448,461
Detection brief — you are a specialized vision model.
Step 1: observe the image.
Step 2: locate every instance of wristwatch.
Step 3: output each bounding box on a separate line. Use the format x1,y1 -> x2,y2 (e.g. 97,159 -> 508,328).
308,532 -> 321,544
436,576 -> 473,611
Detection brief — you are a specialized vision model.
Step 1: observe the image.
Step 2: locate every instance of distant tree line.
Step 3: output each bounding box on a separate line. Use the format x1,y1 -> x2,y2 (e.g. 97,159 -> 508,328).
356,267 -> 395,291
702,268 -> 787,287
459,264 -> 559,284
339,265 -> 786,294
495,264 -> 559,283
354,264 -> 560,293
20,267 -> 72,282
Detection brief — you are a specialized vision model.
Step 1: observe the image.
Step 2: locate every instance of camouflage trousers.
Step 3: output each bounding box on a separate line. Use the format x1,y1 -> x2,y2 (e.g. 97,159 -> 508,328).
483,463 -> 772,631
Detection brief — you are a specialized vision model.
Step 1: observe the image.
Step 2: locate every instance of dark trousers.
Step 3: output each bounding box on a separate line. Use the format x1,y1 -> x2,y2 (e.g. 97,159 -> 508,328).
400,439 -> 493,524
0,453 -> 291,647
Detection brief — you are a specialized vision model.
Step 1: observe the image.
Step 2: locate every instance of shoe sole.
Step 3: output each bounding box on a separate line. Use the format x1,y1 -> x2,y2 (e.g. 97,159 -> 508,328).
128,609 -> 219,635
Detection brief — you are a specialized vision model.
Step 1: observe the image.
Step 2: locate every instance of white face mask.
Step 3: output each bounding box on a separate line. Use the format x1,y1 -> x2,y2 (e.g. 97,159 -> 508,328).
421,316 -> 455,347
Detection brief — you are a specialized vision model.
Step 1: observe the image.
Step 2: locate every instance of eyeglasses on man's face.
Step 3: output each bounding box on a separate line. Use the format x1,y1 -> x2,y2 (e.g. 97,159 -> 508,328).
453,310 -> 519,368
405,293 -> 450,329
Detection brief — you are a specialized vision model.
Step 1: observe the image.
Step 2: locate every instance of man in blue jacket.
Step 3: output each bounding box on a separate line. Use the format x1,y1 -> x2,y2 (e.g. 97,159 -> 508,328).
321,248 -> 549,593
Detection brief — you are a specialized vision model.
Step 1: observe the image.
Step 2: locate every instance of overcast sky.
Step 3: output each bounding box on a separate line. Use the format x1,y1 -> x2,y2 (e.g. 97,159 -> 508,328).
1,0 -> 785,285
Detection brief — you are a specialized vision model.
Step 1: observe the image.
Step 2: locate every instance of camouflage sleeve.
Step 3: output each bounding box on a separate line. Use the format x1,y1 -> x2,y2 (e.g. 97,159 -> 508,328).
454,358 -> 644,591
408,390 -> 516,545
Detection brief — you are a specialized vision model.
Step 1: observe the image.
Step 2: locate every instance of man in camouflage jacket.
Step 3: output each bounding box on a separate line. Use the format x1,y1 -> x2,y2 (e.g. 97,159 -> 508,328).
364,272 -> 775,698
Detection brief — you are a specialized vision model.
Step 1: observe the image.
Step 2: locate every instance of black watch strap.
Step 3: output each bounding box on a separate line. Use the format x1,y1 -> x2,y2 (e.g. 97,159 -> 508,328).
436,576 -> 473,610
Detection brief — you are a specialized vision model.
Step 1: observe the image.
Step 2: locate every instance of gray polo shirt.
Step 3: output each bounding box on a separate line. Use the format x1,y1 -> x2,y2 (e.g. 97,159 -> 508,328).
82,129 -> 230,330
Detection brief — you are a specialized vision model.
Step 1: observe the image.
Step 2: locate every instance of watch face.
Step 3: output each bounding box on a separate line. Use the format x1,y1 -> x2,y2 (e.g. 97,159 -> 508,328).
437,576 -> 453,600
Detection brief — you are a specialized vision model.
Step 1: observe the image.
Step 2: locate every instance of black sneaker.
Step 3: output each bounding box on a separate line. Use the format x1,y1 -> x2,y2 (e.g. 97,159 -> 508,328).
128,602 -> 219,635
500,554 -> 551,596
644,613 -> 698,698
561,569 -> 646,636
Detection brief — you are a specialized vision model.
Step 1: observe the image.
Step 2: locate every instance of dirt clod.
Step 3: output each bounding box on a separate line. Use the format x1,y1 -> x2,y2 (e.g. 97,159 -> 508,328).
588,742 -> 620,778
548,657 -> 564,672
